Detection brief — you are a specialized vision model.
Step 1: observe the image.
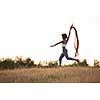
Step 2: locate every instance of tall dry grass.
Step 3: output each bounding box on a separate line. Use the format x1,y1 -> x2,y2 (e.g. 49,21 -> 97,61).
0,66 -> 100,83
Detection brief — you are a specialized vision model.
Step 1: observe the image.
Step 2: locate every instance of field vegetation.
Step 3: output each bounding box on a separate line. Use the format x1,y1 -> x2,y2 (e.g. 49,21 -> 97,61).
0,57 -> 100,83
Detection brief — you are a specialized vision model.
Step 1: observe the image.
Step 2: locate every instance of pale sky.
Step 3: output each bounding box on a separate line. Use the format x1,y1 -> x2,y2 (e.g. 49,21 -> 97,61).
0,0 -> 100,65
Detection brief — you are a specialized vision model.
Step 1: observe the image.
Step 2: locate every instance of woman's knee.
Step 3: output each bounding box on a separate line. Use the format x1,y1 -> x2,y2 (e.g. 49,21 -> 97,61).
64,54 -> 68,59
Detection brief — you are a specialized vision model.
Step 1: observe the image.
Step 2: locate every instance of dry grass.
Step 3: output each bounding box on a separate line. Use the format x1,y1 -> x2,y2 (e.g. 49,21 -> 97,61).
0,66 -> 100,83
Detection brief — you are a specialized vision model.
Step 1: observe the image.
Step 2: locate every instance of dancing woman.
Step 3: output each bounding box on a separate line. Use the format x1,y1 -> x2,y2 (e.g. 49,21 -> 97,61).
50,24 -> 79,66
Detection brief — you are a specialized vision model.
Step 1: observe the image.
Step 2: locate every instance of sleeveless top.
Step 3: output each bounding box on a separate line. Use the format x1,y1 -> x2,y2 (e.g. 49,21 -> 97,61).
62,40 -> 67,48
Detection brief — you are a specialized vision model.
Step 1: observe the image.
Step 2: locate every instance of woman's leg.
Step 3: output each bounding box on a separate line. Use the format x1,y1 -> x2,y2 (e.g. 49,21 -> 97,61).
67,56 -> 78,62
59,53 -> 64,66
65,55 -> 79,63
63,48 -> 79,63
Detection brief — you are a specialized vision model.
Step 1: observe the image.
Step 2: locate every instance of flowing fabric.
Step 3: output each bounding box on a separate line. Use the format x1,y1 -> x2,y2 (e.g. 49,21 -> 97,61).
67,25 -> 79,57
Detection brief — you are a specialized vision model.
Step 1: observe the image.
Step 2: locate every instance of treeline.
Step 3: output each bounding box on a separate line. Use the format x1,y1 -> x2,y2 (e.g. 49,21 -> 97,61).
0,56 -> 34,69
0,57 -> 100,69
0,57 -> 58,69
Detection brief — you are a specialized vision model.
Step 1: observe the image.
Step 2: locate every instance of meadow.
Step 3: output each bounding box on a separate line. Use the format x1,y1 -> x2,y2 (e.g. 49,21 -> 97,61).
0,66 -> 100,83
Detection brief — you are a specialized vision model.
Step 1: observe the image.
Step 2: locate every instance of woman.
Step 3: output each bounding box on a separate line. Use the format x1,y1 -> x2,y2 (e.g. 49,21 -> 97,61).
50,25 -> 79,66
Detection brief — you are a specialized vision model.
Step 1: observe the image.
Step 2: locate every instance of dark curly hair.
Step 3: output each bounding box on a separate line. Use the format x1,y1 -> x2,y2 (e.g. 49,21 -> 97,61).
62,33 -> 67,39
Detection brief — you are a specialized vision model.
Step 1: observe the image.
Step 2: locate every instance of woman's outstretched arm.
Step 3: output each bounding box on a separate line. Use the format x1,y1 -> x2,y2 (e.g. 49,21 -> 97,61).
50,41 -> 62,47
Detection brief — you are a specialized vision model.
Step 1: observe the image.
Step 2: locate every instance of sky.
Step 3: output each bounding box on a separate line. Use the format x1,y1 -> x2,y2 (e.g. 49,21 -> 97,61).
0,0 -> 100,65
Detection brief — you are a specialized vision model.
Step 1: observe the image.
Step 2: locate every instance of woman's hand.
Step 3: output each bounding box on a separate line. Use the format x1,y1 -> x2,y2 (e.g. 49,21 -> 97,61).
70,24 -> 74,29
50,45 -> 55,47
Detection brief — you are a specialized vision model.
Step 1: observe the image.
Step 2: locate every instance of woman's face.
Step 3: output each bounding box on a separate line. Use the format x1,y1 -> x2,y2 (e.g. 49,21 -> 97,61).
62,36 -> 65,40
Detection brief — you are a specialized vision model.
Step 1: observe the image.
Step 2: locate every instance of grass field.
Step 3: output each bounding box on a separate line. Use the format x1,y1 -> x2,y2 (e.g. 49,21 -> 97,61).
0,66 -> 100,83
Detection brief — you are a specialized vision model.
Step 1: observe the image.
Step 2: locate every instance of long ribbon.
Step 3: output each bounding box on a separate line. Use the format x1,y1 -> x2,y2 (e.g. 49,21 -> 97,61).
67,25 -> 79,57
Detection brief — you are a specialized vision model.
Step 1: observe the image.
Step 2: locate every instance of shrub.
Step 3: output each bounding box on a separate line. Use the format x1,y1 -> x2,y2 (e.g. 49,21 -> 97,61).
48,61 -> 58,67
79,59 -> 88,66
0,58 -> 15,69
70,59 -> 88,67
94,59 -> 100,67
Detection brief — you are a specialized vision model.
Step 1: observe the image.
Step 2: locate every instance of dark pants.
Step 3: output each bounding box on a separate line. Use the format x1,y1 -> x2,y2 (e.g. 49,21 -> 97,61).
59,47 -> 77,65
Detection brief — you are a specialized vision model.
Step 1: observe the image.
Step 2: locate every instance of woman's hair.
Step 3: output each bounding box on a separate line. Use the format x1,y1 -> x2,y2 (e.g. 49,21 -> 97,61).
62,33 -> 67,39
